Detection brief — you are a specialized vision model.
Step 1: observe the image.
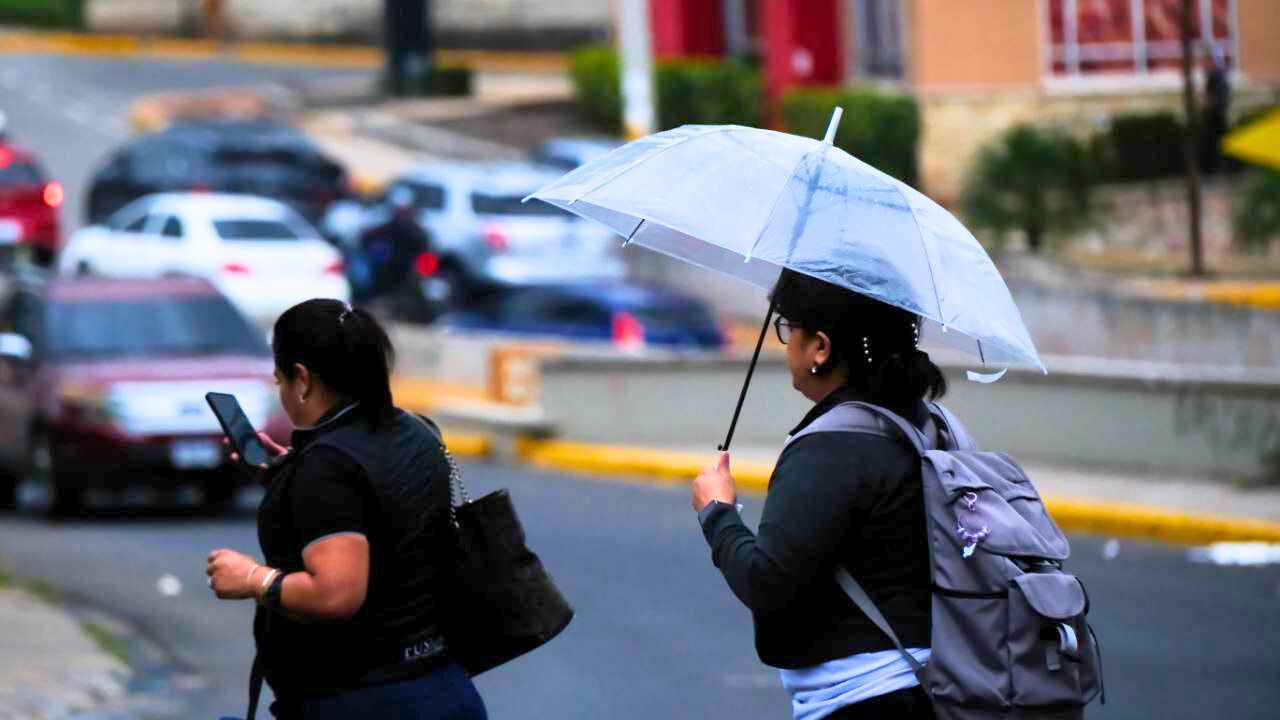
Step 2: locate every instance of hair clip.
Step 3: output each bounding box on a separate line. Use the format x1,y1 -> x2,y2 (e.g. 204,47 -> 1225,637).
862,336 -> 872,365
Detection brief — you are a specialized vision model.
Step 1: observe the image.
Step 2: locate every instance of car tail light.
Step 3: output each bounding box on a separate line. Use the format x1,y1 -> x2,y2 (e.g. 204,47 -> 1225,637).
0,148 -> 10,168
222,262 -> 251,275
323,259 -> 345,275
42,182 -> 64,209
414,252 -> 440,277
483,224 -> 509,253
612,311 -> 645,352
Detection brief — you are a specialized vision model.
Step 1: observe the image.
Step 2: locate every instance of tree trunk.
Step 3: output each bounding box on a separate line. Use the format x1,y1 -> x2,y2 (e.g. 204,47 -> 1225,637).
1026,225 -> 1044,253
1180,0 -> 1206,277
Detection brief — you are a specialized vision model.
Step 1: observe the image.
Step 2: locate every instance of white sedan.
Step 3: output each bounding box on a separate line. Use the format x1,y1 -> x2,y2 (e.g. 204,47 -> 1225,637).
59,193 -> 350,323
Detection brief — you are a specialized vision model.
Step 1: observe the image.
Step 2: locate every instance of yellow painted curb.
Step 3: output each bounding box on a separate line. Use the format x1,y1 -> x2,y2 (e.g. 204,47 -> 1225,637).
0,31 -> 567,73
1131,280 -> 1280,311
440,431 -> 493,459
513,438 -> 1280,546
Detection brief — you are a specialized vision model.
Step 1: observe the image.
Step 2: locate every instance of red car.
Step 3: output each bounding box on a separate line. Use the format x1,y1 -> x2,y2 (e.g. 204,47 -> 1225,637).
0,140 -> 62,266
0,275 -> 291,515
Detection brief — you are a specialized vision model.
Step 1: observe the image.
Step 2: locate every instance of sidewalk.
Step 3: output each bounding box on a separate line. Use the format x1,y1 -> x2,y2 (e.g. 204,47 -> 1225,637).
0,585 -> 131,719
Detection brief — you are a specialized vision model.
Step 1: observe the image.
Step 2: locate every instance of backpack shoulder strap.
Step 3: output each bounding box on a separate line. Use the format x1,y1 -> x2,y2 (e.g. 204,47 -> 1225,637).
928,402 -> 976,451
835,566 -> 930,687
786,401 -> 931,452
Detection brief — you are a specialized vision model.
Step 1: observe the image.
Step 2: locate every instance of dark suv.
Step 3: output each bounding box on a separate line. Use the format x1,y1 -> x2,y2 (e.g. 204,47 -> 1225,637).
86,119 -> 349,226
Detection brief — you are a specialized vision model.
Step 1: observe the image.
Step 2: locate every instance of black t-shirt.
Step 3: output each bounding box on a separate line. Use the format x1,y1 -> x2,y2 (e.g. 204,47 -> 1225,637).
254,405 -> 454,700
701,386 -> 933,669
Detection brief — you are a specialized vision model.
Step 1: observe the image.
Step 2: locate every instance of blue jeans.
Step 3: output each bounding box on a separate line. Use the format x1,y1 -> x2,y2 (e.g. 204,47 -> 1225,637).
283,663 -> 487,720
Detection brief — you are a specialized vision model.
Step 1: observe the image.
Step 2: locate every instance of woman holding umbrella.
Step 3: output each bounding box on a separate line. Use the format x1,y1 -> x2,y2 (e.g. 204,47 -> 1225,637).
529,108 -> 1046,719
692,268 -> 942,719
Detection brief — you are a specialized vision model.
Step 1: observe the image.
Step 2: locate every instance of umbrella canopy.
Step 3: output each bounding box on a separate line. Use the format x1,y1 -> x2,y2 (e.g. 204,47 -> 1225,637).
528,121 -> 1044,373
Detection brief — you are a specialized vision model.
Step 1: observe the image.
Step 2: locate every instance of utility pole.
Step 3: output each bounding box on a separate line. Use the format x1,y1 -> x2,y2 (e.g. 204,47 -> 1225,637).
1180,0 -> 1205,277
618,0 -> 656,139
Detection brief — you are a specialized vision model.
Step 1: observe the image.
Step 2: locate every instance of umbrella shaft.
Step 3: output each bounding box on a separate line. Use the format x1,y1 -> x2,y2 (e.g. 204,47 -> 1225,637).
720,295 -> 778,453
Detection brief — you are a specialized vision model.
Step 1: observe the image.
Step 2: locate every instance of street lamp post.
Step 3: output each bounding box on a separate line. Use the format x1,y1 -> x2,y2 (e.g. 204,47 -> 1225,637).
618,0 -> 656,139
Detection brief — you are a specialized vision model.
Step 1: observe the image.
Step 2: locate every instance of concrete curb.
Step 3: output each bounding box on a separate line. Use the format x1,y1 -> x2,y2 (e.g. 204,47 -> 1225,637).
513,438 -> 1280,546
0,30 -> 567,73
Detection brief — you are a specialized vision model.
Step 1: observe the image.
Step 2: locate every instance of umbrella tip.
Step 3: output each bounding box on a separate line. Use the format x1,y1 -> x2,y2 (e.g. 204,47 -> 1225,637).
822,107 -> 844,144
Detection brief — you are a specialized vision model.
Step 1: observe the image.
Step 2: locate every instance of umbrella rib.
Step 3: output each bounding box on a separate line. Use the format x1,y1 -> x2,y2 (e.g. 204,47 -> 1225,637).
744,146 -> 814,261
569,126 -> 737,203
886,179 -> 946,325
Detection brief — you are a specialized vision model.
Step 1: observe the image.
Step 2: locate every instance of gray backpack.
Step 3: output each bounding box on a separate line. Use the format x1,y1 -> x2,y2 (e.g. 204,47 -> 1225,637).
788,401 -> 1105,720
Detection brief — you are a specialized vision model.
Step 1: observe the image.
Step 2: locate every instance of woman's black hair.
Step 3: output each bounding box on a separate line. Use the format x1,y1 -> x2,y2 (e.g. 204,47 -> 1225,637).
770,268 -> 947,407
272,299 -> 396,427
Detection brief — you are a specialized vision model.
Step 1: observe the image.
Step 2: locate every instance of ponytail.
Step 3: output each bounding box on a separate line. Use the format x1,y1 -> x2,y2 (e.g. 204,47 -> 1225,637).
273,299 -> 396,427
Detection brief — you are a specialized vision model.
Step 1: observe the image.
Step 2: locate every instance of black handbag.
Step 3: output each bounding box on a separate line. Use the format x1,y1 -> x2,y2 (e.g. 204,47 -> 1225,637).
428,418 -> 575,675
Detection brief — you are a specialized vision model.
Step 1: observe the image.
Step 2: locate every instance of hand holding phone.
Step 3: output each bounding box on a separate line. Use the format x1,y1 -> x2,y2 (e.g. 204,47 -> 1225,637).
206,392 -> 275,468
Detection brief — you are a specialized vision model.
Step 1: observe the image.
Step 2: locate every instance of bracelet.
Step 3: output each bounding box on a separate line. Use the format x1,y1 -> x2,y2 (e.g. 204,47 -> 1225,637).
246,564 -> 261,583
260,568 -> 280,590
260,571 -> 286,611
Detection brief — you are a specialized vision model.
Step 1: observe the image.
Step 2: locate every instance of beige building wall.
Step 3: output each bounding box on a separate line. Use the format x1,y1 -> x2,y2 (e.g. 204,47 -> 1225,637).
1237,0 -> 1280,83
907,0 -> 1042,90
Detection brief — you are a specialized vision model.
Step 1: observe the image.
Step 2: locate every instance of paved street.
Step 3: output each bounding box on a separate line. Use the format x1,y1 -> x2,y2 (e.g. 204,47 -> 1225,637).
0,53 -> 368,228
1,460 -> 1279,719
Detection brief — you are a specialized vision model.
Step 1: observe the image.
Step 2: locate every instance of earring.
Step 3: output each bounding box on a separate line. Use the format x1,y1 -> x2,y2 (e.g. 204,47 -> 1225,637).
298,395 -> 306,405
809,365 -> 819,375
862,336 -> 873,365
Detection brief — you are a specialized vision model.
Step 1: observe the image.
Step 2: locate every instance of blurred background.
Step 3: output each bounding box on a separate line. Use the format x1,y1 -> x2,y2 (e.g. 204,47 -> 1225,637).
0,1 -> 1277,719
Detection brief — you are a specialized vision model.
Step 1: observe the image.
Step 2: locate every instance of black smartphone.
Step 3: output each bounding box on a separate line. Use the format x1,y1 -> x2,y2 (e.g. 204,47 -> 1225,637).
205,392 -> 269,468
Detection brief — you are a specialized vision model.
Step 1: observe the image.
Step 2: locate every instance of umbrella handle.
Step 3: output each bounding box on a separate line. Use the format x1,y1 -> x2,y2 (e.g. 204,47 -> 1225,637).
719,295 -> 778,453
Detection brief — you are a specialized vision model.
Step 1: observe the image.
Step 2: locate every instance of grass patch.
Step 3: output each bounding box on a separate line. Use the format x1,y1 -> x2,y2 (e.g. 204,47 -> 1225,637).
0,558 -> 61,604
82,621 -> 129,665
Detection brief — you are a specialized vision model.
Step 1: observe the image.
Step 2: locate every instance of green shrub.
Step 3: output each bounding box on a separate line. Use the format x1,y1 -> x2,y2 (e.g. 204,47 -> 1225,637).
1233,169 -> 1280,252
569,45 -> 761,134
656,58 -> 762,130
569,45 -> 623,133
0,0 -> 81,28
1093,112 -> 1187,182
382,66 -> 472,99
961,124 -> 1098,253
779,87 -> 919,186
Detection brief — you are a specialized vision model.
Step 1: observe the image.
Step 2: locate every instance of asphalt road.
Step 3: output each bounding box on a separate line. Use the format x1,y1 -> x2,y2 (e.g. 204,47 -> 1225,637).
1,460 -> 1279,719
0,53 -> 368,228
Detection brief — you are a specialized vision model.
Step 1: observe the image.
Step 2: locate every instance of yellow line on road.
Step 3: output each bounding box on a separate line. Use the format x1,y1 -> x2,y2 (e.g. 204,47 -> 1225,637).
514,438 -> 1280,545
0,31 -> 567,73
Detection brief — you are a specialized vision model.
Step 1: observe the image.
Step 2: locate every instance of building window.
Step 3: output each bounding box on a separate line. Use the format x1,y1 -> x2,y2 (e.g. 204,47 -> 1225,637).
1047,0 -> 1235,77
849,0 -> 904,80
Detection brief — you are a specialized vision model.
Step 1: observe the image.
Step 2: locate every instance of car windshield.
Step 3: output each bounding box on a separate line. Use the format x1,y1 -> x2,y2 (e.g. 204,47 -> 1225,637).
0,162 -> 43,188
213,219 -> 301,241
46,296 -> 268,359
471,194 -> 569,217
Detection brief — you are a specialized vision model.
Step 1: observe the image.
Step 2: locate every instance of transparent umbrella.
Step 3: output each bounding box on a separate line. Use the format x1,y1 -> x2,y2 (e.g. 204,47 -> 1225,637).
528,109 -> 1043,449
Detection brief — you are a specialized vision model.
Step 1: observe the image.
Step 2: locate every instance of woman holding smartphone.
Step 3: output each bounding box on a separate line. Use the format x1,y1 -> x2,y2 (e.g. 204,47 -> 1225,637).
204,299 -> 486,720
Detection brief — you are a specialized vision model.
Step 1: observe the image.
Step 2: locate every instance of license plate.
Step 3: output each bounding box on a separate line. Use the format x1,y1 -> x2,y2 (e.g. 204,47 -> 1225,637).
170,439 -> 222,469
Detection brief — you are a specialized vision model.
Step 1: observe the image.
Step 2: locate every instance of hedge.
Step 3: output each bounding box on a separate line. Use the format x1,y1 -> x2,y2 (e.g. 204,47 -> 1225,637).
779,86 -> 919,186
1093,112 -> 1187,182
569,45 -> 761,134
0,0 -> 81,28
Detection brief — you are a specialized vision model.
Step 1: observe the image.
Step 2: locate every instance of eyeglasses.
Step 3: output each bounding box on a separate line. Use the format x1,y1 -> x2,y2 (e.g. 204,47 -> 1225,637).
774,316 -> 797,345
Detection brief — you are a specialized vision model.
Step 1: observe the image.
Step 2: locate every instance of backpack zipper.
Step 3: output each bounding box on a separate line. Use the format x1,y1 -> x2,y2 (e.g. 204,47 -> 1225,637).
931,584 -> 1008,599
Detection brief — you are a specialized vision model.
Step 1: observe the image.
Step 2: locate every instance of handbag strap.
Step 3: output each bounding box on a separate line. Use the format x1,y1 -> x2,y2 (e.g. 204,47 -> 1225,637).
833,566 -> 930,689
246,652 -> 264,720
409,412 -> 472,517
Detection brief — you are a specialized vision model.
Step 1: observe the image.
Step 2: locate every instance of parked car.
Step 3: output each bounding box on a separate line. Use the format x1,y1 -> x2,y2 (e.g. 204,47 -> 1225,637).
321,162 -> 626,311
441,283 -> 728,352
59,193 -> 350,324
86,119 -> 349,225
529,136 -> 624,173
0,138 -> 62,266
0,274 -> 291,515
